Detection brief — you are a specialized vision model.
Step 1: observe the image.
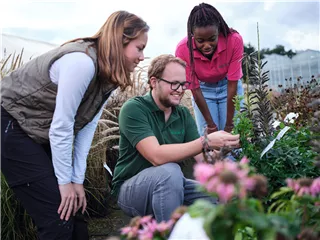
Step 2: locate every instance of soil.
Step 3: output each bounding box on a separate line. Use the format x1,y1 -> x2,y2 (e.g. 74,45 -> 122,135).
88,208 -> 131,240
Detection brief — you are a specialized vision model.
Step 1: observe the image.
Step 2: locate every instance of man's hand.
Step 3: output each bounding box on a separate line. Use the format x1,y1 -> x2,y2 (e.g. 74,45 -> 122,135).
207,130 -> 240,149
73,183 -> 87,214
58,183 -> 77,221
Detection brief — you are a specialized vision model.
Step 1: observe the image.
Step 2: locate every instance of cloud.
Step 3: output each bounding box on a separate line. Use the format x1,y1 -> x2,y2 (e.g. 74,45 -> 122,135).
1,0 -> 319,56
284,29 -> 320,51
263,1 -> 276,11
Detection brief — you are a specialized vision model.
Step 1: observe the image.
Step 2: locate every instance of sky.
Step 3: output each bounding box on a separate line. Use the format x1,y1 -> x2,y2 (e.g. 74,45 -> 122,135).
0,0 -> 319,59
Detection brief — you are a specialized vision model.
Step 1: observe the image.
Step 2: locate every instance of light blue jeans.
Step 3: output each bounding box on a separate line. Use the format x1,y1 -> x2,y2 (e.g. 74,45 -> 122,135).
117,163 -> 217,222
192,78 -> 244,136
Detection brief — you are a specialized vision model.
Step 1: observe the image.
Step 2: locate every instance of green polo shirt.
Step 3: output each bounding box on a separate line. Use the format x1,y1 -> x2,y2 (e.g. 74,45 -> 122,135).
111,91 -> 199,198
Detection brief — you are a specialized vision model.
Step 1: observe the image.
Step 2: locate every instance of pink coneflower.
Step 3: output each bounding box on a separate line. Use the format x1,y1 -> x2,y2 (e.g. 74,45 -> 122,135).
156,220 -> 174,233
194,160 -> 256,203
286,177 -> 320,197
138,219 -> 158,239
194,163 -> 215,184
138,230 -> 154,240
121,215 -> 174,239
240,156 -> 250,165
140,219 -> 158,233
120,226 -> 132,235
310,178 -> 320,197
120,226 -> 139,239
140,215 -> 153,224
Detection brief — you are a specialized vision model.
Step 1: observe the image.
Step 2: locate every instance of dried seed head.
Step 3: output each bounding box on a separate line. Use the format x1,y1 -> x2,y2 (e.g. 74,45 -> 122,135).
298,227 -> 320,240
298,178 -> 313,187
219,171 -> 238,184
251,174 -> 268,199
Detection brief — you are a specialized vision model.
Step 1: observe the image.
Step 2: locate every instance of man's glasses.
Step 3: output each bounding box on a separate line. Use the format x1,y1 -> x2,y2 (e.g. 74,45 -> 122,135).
158,78 -> 190,91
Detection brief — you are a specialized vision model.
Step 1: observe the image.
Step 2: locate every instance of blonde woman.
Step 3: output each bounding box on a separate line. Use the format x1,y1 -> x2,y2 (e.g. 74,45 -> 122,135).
1,10 -> 149,239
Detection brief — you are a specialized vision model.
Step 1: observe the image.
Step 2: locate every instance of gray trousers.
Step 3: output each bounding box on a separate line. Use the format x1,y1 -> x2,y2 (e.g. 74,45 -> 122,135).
117,162 -> 217,222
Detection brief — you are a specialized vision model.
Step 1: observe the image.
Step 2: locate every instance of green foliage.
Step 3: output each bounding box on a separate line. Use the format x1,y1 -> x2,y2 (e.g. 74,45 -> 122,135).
244,43 -> 296,60
235,25 -> 319,198
232,95 -> 259,161
252,126 -> 320,195
1,174 -> 37,240
188,199 -> 300,240
269,187 -> 320,232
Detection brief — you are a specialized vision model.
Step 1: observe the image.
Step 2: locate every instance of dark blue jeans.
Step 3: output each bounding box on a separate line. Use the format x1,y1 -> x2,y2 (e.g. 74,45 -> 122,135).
117,163 -> 217,222
1,107 -> 88,240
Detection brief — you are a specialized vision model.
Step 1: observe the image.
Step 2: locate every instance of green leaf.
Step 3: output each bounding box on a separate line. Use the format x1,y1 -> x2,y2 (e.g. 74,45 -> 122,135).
188,199 -> 216,218
203,207 -> 222,240
270,187 -> 293,199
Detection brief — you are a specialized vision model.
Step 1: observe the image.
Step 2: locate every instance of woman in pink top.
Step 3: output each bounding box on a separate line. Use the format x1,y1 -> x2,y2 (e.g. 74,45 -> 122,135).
176,3 -> 244,135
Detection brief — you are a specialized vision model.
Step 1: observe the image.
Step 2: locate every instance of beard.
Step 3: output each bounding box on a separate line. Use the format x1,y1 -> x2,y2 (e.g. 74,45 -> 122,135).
159,94 -> 182,108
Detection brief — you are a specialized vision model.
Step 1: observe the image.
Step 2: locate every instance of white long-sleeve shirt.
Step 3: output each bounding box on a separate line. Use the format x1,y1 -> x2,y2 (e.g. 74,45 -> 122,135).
49,52 -> 107,185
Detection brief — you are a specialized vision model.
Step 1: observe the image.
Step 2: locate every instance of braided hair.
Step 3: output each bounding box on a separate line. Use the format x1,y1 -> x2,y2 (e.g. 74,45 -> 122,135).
187,3 -> 233,77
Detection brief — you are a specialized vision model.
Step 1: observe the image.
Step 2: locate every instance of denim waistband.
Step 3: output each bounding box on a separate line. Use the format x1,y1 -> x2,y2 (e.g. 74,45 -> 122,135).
199,78 -> 227,88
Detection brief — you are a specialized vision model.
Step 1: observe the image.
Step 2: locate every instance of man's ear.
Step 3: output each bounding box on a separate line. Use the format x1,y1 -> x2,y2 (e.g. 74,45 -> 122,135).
149,76 -> 157,89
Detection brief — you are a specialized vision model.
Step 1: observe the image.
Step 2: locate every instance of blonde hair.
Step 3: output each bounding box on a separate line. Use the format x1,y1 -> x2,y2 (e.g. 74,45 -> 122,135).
64,11 -> 149,90
147,54 -> 186,87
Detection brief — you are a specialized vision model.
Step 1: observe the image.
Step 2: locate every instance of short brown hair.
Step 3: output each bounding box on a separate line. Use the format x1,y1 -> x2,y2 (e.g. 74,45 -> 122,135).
148,54 -> 186,83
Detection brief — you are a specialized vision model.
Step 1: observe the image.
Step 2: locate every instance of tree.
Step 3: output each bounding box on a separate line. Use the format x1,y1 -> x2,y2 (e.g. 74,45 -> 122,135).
241,44 -> 297,81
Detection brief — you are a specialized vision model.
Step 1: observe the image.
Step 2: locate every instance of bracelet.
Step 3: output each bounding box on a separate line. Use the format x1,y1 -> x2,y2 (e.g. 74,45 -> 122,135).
200,136 -> 214,163
200,136 -> 210,151
207,125 -> 217,130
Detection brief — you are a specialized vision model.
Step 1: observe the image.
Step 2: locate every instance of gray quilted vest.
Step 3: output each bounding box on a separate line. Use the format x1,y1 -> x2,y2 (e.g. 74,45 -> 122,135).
1,41 -> 117,144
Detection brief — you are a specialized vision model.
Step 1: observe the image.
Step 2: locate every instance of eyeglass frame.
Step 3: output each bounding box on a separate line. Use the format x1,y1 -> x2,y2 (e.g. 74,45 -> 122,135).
157,78 -> 190,91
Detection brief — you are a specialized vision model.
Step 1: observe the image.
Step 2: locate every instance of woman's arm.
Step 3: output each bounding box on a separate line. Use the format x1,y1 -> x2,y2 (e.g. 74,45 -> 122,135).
49,52 -> 95,220
192,88 -> 217,133
225,80 -> 238,132
225,33 -> 244,132
49,52 -> 95,185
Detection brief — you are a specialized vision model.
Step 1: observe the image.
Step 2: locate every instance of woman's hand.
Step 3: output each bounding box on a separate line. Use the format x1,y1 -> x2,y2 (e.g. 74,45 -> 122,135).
207,130 -> 240,149
73,183 -> 87,214
58,183 -> 77,221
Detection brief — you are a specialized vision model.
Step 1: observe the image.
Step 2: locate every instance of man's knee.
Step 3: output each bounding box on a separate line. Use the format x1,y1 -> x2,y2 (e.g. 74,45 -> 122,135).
157,163 -> 182,175
156,163 -> 184,190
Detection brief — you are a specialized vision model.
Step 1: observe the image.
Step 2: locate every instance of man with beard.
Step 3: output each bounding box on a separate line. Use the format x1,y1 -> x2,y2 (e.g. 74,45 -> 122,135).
111,54 -> 240,222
